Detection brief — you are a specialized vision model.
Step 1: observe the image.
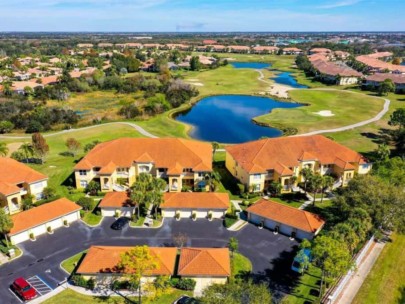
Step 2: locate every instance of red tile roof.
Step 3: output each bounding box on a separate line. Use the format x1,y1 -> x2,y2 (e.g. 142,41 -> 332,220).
75,138 -> 213,174
225,135 -> 367,174
77,246 -> 177,276
178,248 -> 231,277
99,192 -> 135,208
356,55 -> 405,73
366,73 -> 405,85
9,198 -> 81,235
162,192 -> 229,210
0,158 -> 48,196
247,199 -> 325,233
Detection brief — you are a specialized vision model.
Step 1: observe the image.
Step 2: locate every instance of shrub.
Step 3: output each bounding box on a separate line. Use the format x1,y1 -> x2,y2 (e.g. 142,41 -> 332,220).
192,212 -> 197,220
87,278 -> 95,290
80,210 -> 85,218
63,219 -> 68,226
71,275 -> 87,288
237,183 -> 245,195
29,233 -> 35,240
112,280 -> 131,290
77,197 -> 94,211
42,187 -> 56,200
169,278 -> 179,288
114,210 -> 120,218
208,212 -> 213,220
175,278 -> 196,291
175,211 -> 181,220
47,226 -> 52,233
85,181 -> 100,196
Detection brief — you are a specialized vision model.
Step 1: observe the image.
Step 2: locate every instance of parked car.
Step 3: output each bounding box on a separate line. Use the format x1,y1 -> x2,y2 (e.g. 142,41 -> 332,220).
291,248 -> 312,274
173,295 -> 199,304
111,217 -> 129,230
11,277 -> 37,301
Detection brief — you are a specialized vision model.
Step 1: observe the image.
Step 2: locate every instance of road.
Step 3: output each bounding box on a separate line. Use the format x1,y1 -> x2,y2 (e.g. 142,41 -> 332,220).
0,218 -> 299,303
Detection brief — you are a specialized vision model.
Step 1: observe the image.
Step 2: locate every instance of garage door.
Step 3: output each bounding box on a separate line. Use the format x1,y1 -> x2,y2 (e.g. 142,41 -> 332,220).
180,211 -> 192,218
101,208 -> 115,217
31,224 -> 47,236
10,231 -> 30,245
162,210 -> 176,218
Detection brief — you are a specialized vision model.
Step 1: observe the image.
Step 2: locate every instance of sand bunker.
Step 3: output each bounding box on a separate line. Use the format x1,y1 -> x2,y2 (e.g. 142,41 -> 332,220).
268,84 -> 293,99
186,79 -> 200,82
314,110 -> 335,117
188,82 -> 204,86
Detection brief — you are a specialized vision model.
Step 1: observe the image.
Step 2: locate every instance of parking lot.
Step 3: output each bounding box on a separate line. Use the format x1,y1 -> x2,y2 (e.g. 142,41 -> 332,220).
9,275 -> 53,303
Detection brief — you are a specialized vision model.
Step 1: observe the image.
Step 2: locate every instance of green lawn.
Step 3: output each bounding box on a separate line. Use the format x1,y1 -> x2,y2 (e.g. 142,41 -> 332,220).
352,233 -> 405,304
3,124 -> 143,201
82,211 -> 103,226
282,265 -> 323,304
61,251 -> 87,274
42,287 -> 192,304
271,193 -> 308,208
231,252 -> 252,281
253,89 -> 385,135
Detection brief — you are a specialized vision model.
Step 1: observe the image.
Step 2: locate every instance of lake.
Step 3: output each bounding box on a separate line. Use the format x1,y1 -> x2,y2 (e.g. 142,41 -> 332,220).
231,62 -> 271,69
271,72 -> 308,88
175,95 -> 302,143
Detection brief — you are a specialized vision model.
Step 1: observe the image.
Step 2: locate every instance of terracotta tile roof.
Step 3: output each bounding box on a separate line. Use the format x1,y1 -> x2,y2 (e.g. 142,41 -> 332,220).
311,58 -> 363,77
99,192 -> 135,208
0,158 -> 48,195
0,182 -> 20,196
77,246 -> 177,276
356,55 -> 405,73
334,157 -> 356,170
247,199 -> 325,233
203,40 -> 217,45
367,52 -> 393,59
178,248 -> 230,277
11,81 -> 43,91
229,45 -> 250,50
310,48 -> 332,54
225,135 -> 367,174
253,46 -> 279,52
298,151 -> 317,161
40,75 -> 59,85
9,198 -> 81,235
274,163 -> 294,176
162,192 -> 229,210
99,161 -> 116,174
75,138 -> 212,173
283,47 -> 302,52
366,73 -> 405,85
167,162 -> 183,175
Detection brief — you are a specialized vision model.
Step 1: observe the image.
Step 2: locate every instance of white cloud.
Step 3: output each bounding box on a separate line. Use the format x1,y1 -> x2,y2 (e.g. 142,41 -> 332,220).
317,0 -> 363,9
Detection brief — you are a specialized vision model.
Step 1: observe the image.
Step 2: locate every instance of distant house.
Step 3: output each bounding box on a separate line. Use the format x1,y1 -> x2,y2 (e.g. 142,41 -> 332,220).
252,46 -> 279,54
203,40 -> 217,45
161,192 -> 229,219
178,248 -> 230,295
282,47 -> 303,55
228,45 -> 250,53
11,81 -> 43,94
77,246 -> 177,286
74,138 -> 212,193
356,52 -> 405,74
8,198 -> 81,244
309,48 -> 333,55
77,43 -> 94,48
0,158 -> 48,215
246,199 -> 325,240
225,135 -> 371,193
363,73 -> 405,93
98,43 -> 113,48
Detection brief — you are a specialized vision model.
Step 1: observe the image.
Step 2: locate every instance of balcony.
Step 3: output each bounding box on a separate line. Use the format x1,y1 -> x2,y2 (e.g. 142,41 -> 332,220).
116,171 -> 129,177
19,189 -> 28,195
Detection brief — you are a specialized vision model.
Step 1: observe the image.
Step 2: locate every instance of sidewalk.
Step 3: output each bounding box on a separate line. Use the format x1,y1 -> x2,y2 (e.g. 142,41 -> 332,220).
336,241 -> 385,304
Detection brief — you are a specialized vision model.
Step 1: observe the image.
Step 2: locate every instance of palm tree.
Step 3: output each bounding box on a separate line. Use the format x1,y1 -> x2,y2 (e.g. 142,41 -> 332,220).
0,142 -> 8,157
151,178 -> 167,217
308,174 -> 322,205
320,175 -> 334,203
18,142 -> 34,162
212,142 -> 219,158
205,171 -> 221,192
300,167 -> 313,193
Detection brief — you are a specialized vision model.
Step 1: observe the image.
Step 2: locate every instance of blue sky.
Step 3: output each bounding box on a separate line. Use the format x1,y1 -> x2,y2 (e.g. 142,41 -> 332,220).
0,0 -> 404,32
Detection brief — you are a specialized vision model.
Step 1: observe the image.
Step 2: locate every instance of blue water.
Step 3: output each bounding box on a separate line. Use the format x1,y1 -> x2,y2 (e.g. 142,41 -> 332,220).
175,95 -> 302,143
271,72 -> 308,88
401,61 -> 405,66
231,62 -> 271,69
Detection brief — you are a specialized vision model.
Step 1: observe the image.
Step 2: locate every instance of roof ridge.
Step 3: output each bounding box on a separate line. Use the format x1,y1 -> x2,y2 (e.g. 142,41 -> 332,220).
250,138 -> 270,167
177,138 -> 207,168
179,248 -> 202,273
303,211 -> 314,232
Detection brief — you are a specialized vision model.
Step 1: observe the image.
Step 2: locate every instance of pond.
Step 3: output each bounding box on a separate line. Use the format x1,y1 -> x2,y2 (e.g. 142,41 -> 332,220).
175,95 -> 302,143
230,62 -> 271,69
271,72 -> 308,88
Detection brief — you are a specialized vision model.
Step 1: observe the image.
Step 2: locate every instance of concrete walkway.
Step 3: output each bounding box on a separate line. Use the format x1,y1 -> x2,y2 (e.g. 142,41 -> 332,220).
337,241 -> 386,304
0,121 -> 157,140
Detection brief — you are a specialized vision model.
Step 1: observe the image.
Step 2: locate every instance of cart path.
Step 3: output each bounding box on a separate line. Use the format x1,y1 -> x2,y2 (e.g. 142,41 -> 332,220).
256,69 -> 391,136
0,122 -> 157,140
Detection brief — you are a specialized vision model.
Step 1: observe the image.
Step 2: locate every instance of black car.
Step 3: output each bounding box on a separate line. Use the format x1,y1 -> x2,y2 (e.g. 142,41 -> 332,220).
173,295 -> 199,304
111,217 -> 129,230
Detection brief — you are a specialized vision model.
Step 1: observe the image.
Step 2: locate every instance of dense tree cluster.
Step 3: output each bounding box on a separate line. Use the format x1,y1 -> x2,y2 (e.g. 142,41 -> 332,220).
0,100 -> 78,133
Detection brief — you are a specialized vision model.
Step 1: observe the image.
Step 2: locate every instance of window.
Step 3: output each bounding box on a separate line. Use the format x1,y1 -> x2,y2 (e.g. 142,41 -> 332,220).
362,164 -> 370,169
183,168 -> 193,173
79,170 -> 87,176
80,180 -> 88,188
253,174 -> 261,180
35,193 -> 43,200
254,184 -> 261,192
197,172 -> 204,177
267,170 -> 274,178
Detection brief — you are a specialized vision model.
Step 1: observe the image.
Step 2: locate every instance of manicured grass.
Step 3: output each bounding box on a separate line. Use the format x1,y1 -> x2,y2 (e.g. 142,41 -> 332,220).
82,212 -> 103,226
271,192 -> 308,208
231,252 -> 252,281
253,89 -> 385,134
3,124 -> 143,202
61,251 -> 87,274
282,265 -> 323,304
42,287 -> 192,304
224,216 -> 238,228
352,233 -> 405,304
130,216 -> 145,227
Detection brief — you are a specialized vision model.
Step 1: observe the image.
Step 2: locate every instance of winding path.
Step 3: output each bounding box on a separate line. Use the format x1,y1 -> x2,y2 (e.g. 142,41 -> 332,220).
255,69 -> 391,136
0,121 -> 157,140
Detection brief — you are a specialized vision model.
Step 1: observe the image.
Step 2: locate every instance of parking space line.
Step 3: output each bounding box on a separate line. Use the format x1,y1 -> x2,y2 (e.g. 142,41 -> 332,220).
26,275 -> 53,296
8,288 -> 24,303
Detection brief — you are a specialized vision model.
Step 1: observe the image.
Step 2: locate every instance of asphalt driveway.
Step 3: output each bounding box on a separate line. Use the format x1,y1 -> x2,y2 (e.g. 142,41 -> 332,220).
0,217 -> 298,303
